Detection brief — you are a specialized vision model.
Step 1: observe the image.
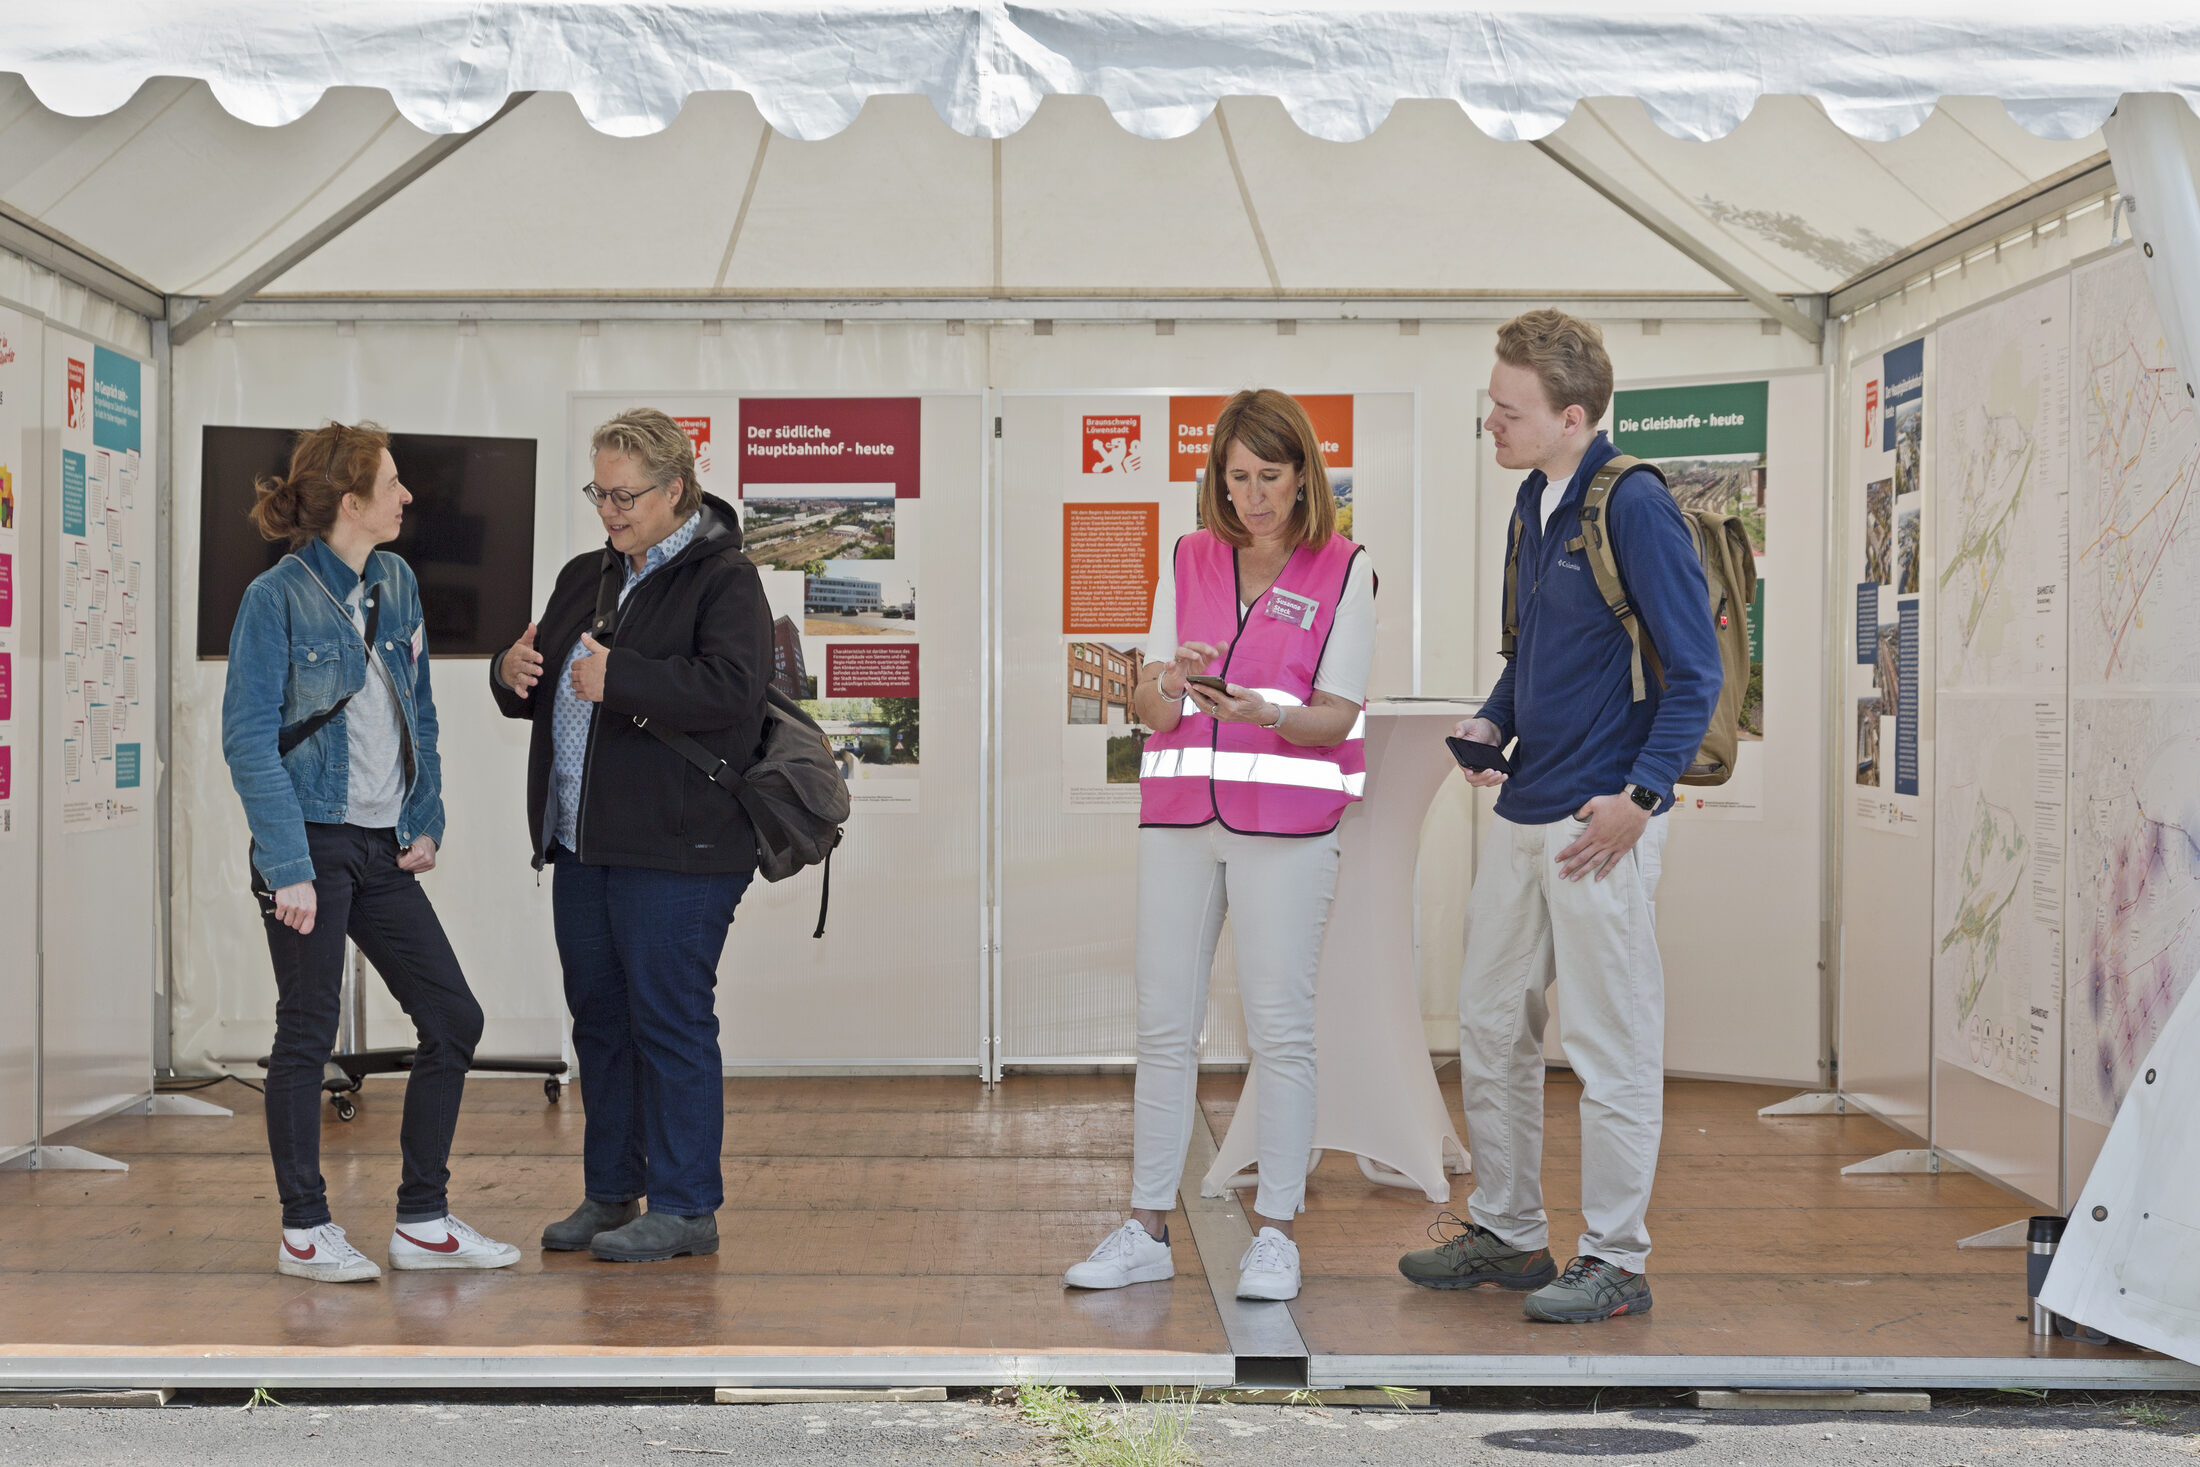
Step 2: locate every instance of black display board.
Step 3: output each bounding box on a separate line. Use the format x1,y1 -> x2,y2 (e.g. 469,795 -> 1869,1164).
198,426 -> 536,658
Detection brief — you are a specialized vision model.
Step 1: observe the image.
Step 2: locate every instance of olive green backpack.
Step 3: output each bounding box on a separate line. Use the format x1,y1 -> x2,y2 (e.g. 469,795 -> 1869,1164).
1501,454 -> 1756,787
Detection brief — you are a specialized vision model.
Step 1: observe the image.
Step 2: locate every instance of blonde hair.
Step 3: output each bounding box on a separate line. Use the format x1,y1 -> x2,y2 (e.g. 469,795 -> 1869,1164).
1198,389 -> 1337,550
1495,309 -> 1615,427
591,407 -> 701,515
248,421 -> 390,550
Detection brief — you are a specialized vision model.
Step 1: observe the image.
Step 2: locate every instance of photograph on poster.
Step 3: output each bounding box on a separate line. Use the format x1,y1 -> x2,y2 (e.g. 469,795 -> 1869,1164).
1875,623 -> 1901,713
744,484 -> 896,570
806,558 -> 916,638
1864,477 -> 1893,584
1856,697 -> 1884,786
1893,395 -> 1923,500
1895,496 -> 1923,594
810,698 -> 920,778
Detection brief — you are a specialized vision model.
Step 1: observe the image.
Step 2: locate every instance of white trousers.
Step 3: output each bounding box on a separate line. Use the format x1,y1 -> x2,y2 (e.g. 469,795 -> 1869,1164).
1457,811 -> 1669,1273
1131,823 -> 1340,1223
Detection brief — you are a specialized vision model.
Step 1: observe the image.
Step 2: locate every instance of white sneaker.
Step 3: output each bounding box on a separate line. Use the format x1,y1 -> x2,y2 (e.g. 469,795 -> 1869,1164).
1236,1227 -> 1300,1301
277,1222 -> 381,1283
388,1214 -> 523,1271
1063,1219 -> 1175,1290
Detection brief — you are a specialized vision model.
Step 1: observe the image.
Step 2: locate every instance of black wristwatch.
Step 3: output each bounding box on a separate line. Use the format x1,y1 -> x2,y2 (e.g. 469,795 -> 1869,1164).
1627,783 -> 1661,812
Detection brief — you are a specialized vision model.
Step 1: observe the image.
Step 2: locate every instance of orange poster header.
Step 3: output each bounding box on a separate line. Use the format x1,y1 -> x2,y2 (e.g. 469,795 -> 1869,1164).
1167,394 -> 1353,482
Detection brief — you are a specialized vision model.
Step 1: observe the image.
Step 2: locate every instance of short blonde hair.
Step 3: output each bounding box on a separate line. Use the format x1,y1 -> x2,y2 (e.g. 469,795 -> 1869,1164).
1199,389 -> 1337,550
1495,309 -> 1614,427
591,407 -> 701,516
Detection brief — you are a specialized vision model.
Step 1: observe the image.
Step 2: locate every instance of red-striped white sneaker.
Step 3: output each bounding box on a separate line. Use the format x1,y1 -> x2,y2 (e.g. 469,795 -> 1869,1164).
388,1215 -> 522,1271
277,1222 -> 381,1283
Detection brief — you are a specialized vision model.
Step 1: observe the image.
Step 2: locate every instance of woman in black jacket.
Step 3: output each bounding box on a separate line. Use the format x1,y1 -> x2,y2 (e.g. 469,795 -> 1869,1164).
491,407 -> 773,1262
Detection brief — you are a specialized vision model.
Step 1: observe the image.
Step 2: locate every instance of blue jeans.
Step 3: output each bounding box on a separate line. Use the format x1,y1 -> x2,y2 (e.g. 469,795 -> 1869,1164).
551,846 -> 750,1216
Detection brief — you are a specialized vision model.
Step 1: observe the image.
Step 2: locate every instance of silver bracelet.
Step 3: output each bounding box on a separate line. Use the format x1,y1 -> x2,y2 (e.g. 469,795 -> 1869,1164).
1267,703 -> 1287,733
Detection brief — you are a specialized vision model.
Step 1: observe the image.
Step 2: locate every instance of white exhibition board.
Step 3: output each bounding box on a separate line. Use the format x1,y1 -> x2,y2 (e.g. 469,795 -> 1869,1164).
37,322 -> 156,1132
0,307 -> 36,1153
1467,369 -> 1828,1087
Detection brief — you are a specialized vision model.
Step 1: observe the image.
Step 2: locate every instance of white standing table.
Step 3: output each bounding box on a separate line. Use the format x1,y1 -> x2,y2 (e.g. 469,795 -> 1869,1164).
1204,699 -> 1476,1204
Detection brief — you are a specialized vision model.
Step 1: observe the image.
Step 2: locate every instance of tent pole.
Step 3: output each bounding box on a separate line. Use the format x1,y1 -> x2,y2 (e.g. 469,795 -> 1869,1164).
170,92 -> 537,347
1530,136 -> 1821,344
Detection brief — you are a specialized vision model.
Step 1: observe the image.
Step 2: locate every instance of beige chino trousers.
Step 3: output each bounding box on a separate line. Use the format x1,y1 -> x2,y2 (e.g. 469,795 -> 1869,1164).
1457,811 -> 1669,1274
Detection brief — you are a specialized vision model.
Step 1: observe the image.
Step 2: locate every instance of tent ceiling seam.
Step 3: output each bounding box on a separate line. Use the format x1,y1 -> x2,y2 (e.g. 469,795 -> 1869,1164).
26,77 -> 192,220
181,112 -> 405,295
0,201 -> 162,318
713,127 -> 773,290
171,91 -> 536,345
1576,102 -> 1815,298
1213,103 -> 1283,295
1529,134 -> 1822,342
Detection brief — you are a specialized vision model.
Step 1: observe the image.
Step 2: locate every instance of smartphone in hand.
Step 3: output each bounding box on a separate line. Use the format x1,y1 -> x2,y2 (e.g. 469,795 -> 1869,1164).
1445,735 -> 1513,775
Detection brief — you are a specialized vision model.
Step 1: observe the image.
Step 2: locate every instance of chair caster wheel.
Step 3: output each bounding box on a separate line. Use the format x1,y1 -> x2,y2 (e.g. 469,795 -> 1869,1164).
332,1095 -> 358,1122
544,1077 -> 562,1105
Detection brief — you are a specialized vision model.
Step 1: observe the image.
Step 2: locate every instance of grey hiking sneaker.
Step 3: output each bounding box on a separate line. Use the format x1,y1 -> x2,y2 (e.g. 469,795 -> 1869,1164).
1398,1213 -> 1558,1291
589,1209 -> 718,1262
1522,1256 -> 1651,1322
542,1198 -> 642,1252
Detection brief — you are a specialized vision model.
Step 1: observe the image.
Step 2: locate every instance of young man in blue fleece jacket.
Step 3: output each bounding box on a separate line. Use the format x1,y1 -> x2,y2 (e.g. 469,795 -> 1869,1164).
1399,310 -> 1719,1323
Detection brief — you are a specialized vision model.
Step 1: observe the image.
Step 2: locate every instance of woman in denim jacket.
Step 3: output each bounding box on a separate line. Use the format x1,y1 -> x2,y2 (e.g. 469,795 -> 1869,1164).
221,421 -> 519,1283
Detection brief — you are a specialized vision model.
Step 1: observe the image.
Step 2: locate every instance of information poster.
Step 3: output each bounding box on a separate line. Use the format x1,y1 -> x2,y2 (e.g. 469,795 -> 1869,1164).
1611,379 -> 1769,819
54,340 -> 147,832
739,397 -> 922,813
1929,276 -> 2070,1106
1848,338 -> 1925,835
0,311 -> 21,837
1053,393 -> 1357,812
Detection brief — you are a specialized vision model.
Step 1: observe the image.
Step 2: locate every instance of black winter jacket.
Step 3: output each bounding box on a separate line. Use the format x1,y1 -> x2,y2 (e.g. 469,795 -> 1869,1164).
489,494 -> 773,874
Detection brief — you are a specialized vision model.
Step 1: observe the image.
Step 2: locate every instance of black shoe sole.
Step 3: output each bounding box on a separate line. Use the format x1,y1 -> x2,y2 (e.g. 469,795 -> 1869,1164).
590,1238 -> 720,1262
540,1237 -> 595,1252
1399,1264 -> 1560,1292
1522,1293 -> 1653,1323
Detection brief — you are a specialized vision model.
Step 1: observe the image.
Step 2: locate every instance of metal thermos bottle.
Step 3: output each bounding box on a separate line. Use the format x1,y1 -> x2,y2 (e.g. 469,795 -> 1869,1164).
2027,1215 -> 2066,1335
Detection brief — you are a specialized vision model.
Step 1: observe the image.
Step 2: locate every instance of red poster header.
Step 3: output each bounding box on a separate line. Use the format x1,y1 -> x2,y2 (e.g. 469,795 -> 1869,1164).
1168,394 -> 1353,482
67,359 -> 86,430
740,397 -> 922,498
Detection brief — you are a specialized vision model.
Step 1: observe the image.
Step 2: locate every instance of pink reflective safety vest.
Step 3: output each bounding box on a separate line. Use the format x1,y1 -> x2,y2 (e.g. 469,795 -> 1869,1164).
1139,530 -> 1367,835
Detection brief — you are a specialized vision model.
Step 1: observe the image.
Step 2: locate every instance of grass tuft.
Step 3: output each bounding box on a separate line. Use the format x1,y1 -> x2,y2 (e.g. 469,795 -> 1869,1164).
1014,1380 -> 1195,1467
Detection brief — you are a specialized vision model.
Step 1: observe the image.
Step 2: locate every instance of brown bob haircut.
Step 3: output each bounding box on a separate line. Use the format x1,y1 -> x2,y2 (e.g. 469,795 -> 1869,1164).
247,421 -> 391,550
1198,389 -> 1337,550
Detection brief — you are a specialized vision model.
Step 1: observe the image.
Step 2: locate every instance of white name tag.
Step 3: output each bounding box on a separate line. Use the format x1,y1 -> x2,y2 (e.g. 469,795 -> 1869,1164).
1263,588 -> 1320,630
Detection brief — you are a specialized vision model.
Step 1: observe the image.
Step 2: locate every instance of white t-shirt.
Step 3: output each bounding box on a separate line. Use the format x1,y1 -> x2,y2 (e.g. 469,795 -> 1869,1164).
1539,477 -> 1567,531
1169,551 -> 1377,704
342,582 -> 407,828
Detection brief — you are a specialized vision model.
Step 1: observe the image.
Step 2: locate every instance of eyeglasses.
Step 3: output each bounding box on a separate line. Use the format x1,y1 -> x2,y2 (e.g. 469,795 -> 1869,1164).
580,480 -> 670,511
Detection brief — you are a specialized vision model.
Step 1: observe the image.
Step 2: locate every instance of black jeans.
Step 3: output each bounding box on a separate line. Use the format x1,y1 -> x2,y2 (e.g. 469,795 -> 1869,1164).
252,822 -> 484,1228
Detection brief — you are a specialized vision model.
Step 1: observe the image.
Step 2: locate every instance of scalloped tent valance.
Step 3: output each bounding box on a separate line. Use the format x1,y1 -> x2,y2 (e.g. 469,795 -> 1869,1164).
9,0 -> 2198,144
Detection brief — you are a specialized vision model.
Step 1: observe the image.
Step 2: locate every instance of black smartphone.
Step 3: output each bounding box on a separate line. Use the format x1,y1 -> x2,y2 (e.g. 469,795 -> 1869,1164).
1185,675 -> 1232,694
1445,735 -> 1512,775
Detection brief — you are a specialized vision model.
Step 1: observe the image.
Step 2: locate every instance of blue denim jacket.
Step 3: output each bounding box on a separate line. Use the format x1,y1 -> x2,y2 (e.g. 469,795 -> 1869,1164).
221,537 -> 445,887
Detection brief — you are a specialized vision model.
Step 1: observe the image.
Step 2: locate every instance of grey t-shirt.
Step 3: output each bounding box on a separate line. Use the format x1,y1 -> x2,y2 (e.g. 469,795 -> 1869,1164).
342,581 -> 406,829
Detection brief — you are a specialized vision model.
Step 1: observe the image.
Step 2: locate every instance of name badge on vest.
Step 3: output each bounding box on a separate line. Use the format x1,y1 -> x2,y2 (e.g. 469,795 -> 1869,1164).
1263,588 -> 1320,630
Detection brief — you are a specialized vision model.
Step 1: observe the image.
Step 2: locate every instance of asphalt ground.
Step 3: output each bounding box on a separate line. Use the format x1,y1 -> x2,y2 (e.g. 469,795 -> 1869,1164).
3,1388 -> 2198,1465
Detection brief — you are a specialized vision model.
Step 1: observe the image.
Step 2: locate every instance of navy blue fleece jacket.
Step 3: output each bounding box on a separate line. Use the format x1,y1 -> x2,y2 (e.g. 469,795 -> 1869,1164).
1478,432 -> 1720,824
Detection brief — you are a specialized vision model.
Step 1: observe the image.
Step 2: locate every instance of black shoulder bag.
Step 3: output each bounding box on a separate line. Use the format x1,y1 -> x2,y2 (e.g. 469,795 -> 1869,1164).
592,568 -> 850,937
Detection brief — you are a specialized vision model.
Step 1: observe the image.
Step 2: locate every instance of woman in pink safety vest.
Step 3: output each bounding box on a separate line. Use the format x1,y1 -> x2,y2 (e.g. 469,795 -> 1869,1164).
1063,389 -> 1374,1304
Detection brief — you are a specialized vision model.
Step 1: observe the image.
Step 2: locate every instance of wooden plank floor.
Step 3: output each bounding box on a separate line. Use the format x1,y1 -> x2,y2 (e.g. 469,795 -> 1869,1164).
0,1070 -> 2139,1372
0,1075 -> 1223,1357
1197,1072 -> 2131,1368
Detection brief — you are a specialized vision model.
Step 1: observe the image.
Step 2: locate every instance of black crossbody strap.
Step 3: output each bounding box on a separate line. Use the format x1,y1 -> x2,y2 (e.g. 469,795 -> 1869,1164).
277,581 -> 381,757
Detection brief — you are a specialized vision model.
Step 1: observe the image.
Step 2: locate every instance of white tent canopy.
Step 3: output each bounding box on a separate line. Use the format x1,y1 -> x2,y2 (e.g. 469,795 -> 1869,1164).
8,0 -> 2199,144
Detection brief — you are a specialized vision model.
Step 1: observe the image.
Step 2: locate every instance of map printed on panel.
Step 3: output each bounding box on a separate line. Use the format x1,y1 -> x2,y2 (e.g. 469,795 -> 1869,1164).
1933,277 -> 2069,690
2066,697 -> 2200,1126
1932,696 -> 2063,1106
2070,250 -> 2200,687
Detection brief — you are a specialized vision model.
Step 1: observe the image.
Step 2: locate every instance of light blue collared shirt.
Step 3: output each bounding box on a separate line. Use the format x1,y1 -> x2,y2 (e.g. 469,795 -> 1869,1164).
546,512 -> 700,854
